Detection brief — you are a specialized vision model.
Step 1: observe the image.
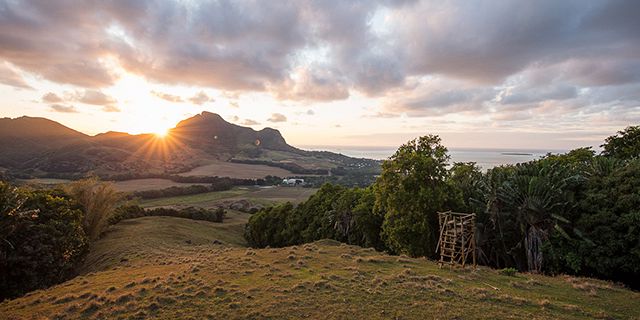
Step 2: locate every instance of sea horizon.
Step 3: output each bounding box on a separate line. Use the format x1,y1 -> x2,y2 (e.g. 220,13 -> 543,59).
300,145 -> 569,169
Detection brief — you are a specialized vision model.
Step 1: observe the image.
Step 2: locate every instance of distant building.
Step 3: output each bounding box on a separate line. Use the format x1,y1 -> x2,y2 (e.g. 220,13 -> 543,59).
282,178 -> 304,186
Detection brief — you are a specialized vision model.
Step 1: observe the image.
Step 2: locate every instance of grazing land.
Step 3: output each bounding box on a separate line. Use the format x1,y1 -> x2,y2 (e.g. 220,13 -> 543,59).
139,186 -> 318,208
112,179 -> 210,192
179,160 -> 294,179
16,178 -> 71,186
1,216 -> 638,320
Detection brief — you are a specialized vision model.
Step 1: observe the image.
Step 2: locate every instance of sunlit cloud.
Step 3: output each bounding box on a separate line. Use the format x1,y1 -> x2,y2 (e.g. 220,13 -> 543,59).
49,104 -> 78,113
268,113 -> 287,123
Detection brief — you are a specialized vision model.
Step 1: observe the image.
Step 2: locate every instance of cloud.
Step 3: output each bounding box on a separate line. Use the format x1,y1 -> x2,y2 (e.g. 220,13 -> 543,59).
267,113 -> 287,123
42,92 -> 63,103
76,90 -> 117,106
188,91 -> 213,105
306,109 -> 314,115
0,63 -> 31,89
382,78 -> 495,117
41,89 -> 120,112
271,67 -> 349,102
229,101 -> 239,108
49,104 -> 78,113
102,105 -> 121,112
363,112 -> 400,119
241,119 -> 260,125
0,0 -> 639,128
151,90 -> 184,103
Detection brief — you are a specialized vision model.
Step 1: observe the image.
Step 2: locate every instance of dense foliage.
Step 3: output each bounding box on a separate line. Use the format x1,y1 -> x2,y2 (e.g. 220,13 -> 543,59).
0,183 -> 88,300
245,184 -> 384,250
601,125 -> 640,160
245,127 -> 640,288
374,135 -> 462,258
110,204 -> 226,224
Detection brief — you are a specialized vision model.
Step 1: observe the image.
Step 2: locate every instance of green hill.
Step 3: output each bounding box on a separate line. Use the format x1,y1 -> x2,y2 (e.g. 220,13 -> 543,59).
1,216 -> 638,319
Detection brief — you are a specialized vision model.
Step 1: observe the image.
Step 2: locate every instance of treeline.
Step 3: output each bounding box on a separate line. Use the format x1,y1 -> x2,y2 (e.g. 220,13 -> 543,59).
230,159 -> 329,175
130,176 -> 283,199
245,126 -> 640,288
110,205 -> 225,224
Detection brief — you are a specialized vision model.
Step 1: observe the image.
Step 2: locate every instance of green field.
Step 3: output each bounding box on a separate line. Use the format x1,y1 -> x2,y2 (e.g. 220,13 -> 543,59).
2,216 -> 638,319
139,186 -> 318,208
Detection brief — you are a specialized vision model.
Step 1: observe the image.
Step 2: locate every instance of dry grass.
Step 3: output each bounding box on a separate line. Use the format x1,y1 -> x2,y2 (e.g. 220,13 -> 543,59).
112,179 -> 209,192
178,160 -> 294,179
2,217 -> 639,320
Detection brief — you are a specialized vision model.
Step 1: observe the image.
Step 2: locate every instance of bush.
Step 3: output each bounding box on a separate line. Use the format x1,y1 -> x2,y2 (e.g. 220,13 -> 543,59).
64,178 -> 122,240
499,268 -> 518,277
0,183 -> 88,300
111,205 -> 226,224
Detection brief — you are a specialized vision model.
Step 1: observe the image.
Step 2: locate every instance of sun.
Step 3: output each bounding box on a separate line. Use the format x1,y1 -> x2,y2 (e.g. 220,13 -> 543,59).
153,127 -> 170,138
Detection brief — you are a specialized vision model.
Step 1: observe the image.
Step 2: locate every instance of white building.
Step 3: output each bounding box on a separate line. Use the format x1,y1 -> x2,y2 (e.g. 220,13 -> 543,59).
282,178 -> 304,186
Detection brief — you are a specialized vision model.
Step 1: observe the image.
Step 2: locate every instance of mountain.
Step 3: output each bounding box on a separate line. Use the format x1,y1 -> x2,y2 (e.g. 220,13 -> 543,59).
0,116 -> 89,168
171,111 -> 299,155
0,112 -> 378,179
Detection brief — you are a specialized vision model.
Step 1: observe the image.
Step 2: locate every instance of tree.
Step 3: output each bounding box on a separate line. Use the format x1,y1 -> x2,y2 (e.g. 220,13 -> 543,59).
563,159 -> 640,287
0,183 -> 88,299
601,125 -> 640,160
374,135 -> 462,257
488,160 -> 583,272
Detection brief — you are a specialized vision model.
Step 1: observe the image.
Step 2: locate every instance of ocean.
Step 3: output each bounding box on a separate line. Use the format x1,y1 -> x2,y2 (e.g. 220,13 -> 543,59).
301,146 -> 564,170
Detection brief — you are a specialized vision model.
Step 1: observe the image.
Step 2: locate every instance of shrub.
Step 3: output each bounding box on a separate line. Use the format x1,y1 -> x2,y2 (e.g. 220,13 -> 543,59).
64,178 -> 122,240
500,268 -> 518,277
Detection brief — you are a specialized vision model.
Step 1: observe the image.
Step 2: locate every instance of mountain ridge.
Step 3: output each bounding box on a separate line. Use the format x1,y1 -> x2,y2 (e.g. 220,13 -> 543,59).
0,112 -> 377,178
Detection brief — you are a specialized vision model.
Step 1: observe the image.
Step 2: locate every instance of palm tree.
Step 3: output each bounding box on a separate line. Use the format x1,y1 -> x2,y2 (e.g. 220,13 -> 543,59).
494,162 -> 581,273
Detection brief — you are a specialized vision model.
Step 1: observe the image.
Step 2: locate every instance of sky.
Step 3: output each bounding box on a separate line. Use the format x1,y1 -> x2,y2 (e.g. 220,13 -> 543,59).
0,0 -> 639,150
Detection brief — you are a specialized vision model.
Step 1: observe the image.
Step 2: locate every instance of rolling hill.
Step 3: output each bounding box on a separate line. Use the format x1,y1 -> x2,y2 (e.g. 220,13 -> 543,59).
1,215 -> 638,319
0,112 -> 379,179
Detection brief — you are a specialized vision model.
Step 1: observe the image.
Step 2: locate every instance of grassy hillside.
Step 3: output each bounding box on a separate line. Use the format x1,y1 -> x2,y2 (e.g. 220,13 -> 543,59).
1,216 -> 638,319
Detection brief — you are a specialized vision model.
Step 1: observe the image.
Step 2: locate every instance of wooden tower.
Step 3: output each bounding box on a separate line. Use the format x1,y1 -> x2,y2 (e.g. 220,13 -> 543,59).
436,211 -> 477,268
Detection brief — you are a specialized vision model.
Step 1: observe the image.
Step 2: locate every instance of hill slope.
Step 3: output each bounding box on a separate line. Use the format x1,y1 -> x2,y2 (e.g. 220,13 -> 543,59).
0,112 -> 379,178
0,116 -> 88,168
1,216 -> 638,320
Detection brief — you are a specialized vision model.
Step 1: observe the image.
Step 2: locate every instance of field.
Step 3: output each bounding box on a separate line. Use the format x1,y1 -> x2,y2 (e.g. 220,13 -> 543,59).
179,160 -> 294,179
139,186 -> 318,208
2,215 -> 639,320
112,179 -> 209,192
16,178 -> 71,186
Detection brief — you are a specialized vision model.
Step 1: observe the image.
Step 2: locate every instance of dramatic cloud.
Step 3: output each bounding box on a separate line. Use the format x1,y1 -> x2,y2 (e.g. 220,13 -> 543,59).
49,104 -> 78,113
268,113 -> 287,123
0,0 -> 639,132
